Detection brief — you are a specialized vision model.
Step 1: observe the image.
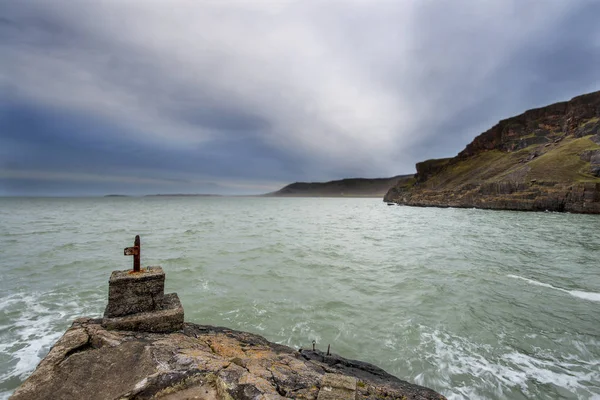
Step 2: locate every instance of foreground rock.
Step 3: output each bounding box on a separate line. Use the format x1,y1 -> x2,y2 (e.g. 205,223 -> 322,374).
10,319 -> 445,400
384,91 -> 600,213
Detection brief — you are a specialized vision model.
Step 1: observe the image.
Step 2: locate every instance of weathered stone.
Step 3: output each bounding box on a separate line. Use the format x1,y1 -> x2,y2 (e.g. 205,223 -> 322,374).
10,319 -> 156,400
317,374 -> 356,400
590,151 -> 600,177
102,293 -> 184,333
104,266 -> 165,318
575,118 -> 600,137
10,320 -> 446,400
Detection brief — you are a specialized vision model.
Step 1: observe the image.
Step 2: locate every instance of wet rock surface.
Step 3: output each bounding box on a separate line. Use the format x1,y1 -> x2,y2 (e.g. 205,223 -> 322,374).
10,319 -> 445,400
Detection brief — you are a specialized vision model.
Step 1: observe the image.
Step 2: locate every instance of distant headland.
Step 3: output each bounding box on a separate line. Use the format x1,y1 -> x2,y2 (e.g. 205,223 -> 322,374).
385,91 -> 600,213
144,194 -> 222,197
104,194 -> 222,197
266,175 -> 411,198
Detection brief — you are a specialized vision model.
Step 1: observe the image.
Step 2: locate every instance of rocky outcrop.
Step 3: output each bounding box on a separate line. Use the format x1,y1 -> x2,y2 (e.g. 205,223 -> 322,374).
385,182 -> 600,213
414,159 -> 452,183
10,240 -> 446,400
580,149 -> 600,177
457,91 -> 600,159
10,319 -> 445,400
385,91 -> 600,213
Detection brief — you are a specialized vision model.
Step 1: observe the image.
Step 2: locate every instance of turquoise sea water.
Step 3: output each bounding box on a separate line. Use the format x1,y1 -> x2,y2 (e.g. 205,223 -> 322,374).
0,197 -> 599,399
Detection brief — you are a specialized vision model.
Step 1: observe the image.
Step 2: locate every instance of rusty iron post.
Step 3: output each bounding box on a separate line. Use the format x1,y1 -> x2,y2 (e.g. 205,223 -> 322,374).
124,235 -> 141,272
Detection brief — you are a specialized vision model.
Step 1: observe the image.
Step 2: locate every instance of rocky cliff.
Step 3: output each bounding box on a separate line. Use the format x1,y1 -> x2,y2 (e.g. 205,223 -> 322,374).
268,176 -> 411,198
10,318 -> 445,400
384,91 -> 600,213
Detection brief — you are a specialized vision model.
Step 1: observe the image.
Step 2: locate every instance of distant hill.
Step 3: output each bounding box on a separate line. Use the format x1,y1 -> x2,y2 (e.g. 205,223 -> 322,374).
144,194 -> 222,197
267,175 -> 413,198
384,91 -> 600,213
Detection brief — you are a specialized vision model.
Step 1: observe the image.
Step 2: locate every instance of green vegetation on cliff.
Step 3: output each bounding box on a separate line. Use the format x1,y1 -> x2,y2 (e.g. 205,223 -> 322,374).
527,137 -> 600,182
385,91 -> 600,213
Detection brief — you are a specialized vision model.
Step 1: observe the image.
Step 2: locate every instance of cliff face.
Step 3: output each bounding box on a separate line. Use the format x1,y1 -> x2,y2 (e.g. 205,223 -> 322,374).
10,318 -> 445,400
268,176 -> 412,198
385,91 -> 600,213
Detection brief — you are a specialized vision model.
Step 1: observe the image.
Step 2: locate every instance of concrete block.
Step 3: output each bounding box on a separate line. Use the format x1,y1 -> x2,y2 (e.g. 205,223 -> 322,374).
103,266 -> 165,318
102,293 -> 184,333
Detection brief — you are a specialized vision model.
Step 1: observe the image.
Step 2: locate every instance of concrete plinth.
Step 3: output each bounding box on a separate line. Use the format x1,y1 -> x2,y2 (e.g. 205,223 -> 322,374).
102,265 -> 184,333
102,293 -> 184,333
103,266 -> 165,318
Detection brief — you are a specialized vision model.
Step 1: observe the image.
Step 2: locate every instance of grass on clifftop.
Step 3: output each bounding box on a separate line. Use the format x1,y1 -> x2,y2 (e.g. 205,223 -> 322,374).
419,135 -> 600,190
422,150 -> 520,189
527,136 -> 600,182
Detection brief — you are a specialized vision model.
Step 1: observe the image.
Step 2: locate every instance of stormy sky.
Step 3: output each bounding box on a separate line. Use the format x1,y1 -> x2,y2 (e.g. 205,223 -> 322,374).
1,1 -> 600,196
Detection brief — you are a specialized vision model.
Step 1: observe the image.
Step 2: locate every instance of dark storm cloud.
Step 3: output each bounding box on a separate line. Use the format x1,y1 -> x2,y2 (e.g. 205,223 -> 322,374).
395,1 -> 600,161
1,0 -> 599,195
0,103 -> 298,195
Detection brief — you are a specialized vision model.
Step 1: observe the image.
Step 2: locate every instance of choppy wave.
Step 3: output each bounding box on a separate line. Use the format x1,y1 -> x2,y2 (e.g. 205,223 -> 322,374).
1,197 -> 600,399
0,294 -> 66,399
0,288 -> 105,400
507,274 -> 600,302
414,326 -> 600,399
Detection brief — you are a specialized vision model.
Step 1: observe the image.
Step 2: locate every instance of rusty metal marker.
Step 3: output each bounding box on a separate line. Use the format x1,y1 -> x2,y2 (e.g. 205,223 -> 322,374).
124,235 -> 141,272
103,235 -> 184,332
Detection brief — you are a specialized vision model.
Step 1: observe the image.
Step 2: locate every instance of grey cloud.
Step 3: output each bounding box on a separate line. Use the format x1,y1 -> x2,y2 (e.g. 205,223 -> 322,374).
1,0 -> 600,195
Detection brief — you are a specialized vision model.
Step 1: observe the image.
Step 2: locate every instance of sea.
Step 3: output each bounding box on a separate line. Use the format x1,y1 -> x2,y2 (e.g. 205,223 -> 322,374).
0,197 -> 599,399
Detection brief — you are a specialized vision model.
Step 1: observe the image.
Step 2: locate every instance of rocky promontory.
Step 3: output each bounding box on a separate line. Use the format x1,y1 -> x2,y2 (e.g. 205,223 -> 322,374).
384,91 -> 600,213
11,238 -> 445,400
10,318 -> 445,400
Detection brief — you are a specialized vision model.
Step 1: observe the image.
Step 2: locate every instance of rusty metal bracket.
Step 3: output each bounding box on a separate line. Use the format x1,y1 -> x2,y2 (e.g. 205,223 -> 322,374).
124,235 -> 141,272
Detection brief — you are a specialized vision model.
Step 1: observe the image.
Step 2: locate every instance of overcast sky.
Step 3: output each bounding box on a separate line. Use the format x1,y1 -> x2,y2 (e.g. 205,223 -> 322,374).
1,0 -> 600,195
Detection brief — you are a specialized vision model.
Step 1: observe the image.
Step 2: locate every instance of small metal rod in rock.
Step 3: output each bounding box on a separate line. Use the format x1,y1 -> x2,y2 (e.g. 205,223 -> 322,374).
124,235 -> 141,272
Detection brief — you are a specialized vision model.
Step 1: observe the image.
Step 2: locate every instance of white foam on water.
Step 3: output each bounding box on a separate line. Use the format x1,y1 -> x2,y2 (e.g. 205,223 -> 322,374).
568,290 -> 600,302
0,291 -> 100,399
277,320 -> 321,349
507,274 -> 600,302
501,351 -> 598,392
414,327 -> 600,399
0,295 -> 64,383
